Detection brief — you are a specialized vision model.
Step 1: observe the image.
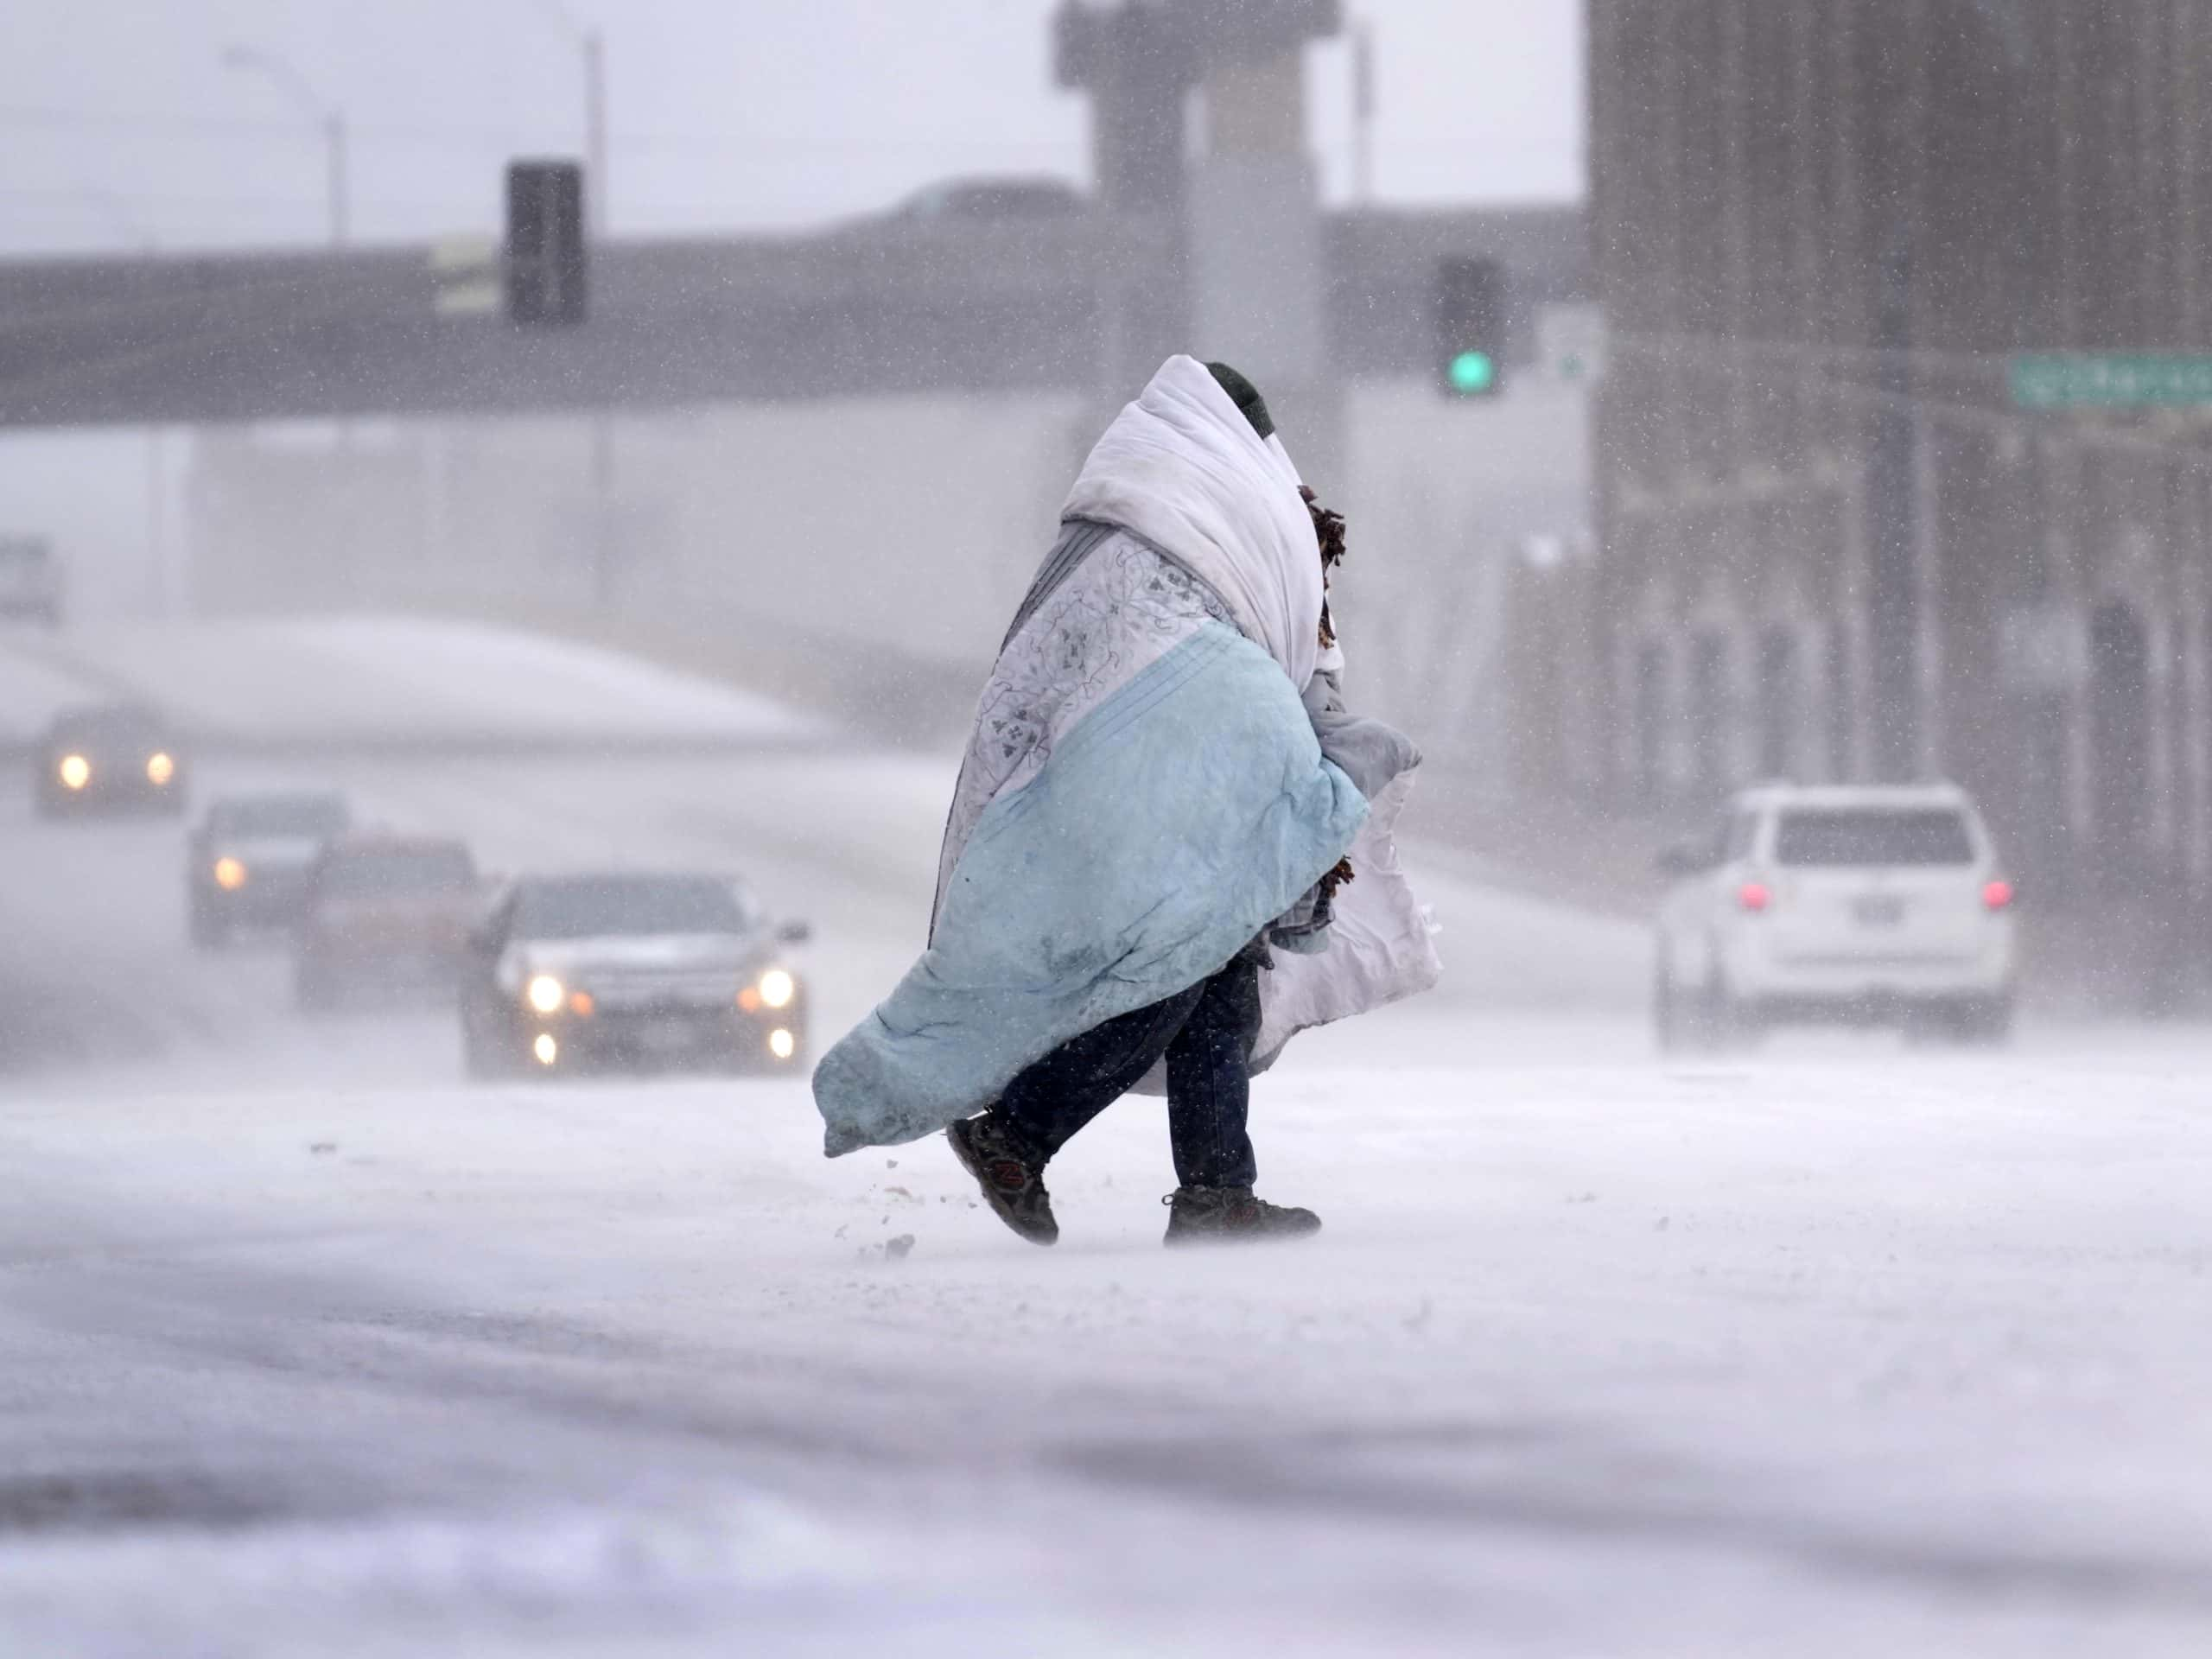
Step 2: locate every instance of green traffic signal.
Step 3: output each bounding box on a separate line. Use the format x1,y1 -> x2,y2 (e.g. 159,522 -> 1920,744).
1448,350 -> 1497,395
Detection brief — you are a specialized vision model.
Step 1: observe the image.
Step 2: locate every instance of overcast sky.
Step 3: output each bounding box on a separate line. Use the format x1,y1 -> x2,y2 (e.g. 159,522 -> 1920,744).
4,0 -> 1584,257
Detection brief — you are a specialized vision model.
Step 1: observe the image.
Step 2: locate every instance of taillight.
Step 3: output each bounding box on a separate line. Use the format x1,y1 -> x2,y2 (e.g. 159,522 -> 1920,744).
1737,881 -> 1771,913
1982,879 -> 2015,912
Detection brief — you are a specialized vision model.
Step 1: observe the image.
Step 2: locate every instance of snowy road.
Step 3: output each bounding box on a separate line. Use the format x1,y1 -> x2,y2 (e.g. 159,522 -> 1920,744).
1,625 -> 2208,1656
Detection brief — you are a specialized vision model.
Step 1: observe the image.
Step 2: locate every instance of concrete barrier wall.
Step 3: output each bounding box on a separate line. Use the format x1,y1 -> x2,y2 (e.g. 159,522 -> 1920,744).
187,379 -> 1590,758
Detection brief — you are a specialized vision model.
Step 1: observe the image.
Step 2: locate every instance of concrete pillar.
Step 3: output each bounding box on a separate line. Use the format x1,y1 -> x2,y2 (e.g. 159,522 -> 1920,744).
1185,47 -> 1339,488
1057,0 -> 1342,480
1207,47 -> 1305,155
1055,3 -> 1192,216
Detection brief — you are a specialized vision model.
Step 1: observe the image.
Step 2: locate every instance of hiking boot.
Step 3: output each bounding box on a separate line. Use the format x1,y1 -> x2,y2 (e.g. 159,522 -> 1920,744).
1162,1185 -> 1322,1246
946,1115 -> 1058,1246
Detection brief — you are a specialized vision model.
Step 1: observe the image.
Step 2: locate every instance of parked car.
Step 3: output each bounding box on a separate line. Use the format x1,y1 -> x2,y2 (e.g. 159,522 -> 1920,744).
459,871 -> 810,1078
0,535 -> 62,627
295,835 -> 480,1010
187,790 -> 353,946
35,704 -> 185,817
1654,784 -> 2018,1047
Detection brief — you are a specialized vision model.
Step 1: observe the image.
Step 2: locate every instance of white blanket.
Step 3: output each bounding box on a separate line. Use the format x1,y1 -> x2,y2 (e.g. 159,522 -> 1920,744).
1251,771 -> 1442,1073
1062,356 -> 1325,691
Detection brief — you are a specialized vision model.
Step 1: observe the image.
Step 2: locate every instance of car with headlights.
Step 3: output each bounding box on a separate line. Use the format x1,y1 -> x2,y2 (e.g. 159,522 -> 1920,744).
187,790 -> 352,947
294,834 -> 480,1010
459,871 -> 810,1078
35,704 -> 186,817
1655,783 -> 2018,1047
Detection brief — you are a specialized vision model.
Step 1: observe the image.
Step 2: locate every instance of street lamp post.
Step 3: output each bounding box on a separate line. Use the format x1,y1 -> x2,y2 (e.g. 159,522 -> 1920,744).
220,46 -> 348,246
583,29 -> 607,241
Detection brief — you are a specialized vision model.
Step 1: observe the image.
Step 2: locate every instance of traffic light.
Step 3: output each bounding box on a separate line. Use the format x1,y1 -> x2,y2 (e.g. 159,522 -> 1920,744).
1434,255 -> 1506,398
505,160 -> 587,326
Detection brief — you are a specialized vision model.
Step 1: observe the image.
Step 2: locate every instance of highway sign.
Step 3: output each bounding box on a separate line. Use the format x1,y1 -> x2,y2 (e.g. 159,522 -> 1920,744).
2012,353 -> 2212,410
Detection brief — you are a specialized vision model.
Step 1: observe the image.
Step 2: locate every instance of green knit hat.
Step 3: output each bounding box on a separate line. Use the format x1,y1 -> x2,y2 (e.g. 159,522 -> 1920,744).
1205,361 -> 1275,440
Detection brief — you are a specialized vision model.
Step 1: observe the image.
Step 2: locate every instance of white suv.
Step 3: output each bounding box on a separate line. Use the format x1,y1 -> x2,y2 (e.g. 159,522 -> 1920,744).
1654,784 -> 2017,1047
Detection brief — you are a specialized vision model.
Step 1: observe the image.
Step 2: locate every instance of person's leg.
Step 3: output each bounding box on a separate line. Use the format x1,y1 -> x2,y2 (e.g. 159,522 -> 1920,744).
1161,954 -> 1263,1190
949,980 -> 1208,1246
1160,953 -> 1321,1243
990,982 -> 1206,1166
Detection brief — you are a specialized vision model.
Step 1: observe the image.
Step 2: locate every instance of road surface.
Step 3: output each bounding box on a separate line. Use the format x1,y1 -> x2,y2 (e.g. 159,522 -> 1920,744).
0,620 -> 2205,1657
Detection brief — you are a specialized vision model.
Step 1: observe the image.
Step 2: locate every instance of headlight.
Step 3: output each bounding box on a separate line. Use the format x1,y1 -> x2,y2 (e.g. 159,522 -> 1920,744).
58,753 -> 91,791
146,752 -> 175,786
532,1033 -> 559,1067
213,856 -> 247,891
768,1027 -> 797,1061
525,974 -> 566,1014
758,969 -> 796,1010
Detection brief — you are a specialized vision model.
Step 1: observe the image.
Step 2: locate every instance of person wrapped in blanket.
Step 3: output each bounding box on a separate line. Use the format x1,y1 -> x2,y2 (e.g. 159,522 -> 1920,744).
811,357 -> 1439,1247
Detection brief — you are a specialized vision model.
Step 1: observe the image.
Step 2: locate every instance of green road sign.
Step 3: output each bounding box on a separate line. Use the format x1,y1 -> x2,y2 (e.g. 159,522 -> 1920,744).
1448,350 -> 1497,396
2012,354 -> 2212,410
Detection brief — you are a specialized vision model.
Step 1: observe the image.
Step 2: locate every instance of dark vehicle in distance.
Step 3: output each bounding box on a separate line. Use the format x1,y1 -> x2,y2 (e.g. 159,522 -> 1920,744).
188,791 -> 353,946
460,872 -> 810,1078
895,175 -> 1087,224
35,704 -> 186,817
0,535 -> 61,627
295,835 -> 480,1010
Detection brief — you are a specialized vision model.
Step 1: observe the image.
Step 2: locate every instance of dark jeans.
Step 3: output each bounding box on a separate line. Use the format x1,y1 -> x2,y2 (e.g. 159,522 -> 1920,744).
988,954 -> 1263,1190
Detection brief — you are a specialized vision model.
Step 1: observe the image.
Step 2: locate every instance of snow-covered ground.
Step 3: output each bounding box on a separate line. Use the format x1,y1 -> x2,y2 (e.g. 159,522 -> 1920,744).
0,624 -> 2207,1656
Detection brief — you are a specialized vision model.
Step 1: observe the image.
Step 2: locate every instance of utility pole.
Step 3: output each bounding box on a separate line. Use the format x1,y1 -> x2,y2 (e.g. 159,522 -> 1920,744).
579,24 -> 613,606
325,111 -> 349,246
531,2 -> 616,606
1866,237 -> 1922,781
78,187 -> 171,617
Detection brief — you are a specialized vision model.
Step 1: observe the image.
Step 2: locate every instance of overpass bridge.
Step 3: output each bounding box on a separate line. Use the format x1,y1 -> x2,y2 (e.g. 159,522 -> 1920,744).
0,206 -> 1586,429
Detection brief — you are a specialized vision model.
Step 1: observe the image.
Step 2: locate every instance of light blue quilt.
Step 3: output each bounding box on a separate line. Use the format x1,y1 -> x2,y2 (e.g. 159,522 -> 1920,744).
814,619 -> 1366,1155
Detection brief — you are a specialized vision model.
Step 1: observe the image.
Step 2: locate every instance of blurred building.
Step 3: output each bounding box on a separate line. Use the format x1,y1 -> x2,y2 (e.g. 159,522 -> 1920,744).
1585,0 -> 2212,943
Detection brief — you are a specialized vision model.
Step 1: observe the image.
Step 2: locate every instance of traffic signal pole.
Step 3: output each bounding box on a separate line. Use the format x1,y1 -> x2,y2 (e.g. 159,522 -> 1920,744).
1865,242 -> 1921,781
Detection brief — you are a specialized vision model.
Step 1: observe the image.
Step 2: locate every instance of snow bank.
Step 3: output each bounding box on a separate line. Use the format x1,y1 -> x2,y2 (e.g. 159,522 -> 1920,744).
24,616 -> 819,747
